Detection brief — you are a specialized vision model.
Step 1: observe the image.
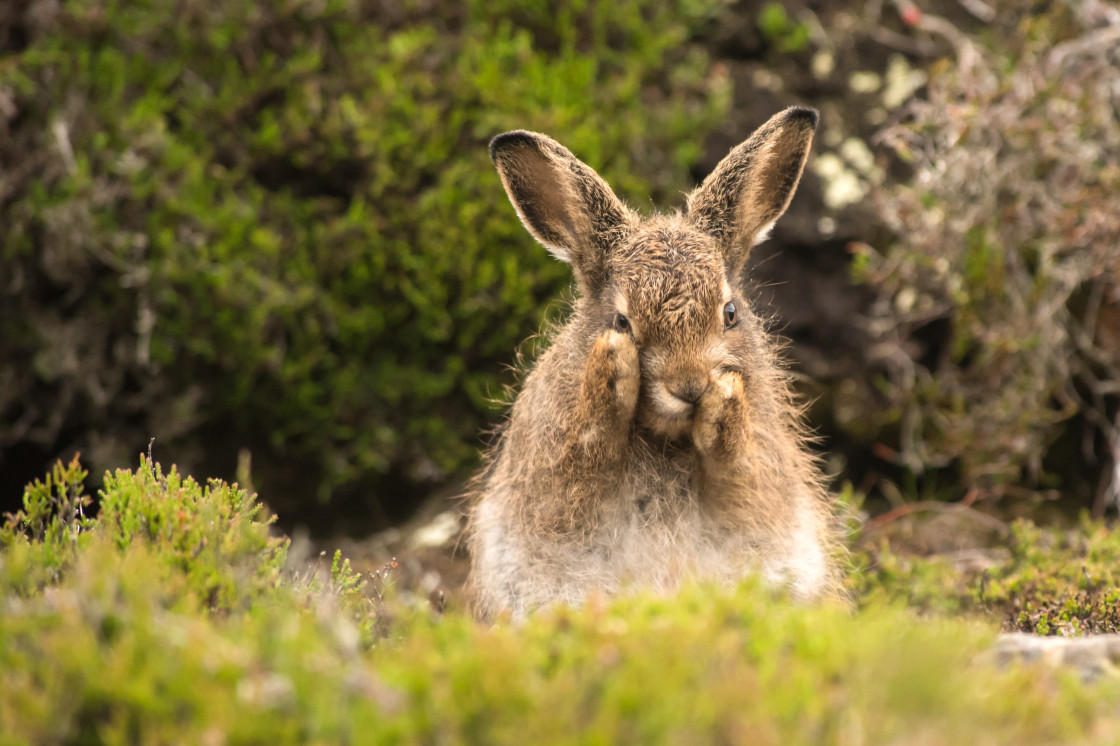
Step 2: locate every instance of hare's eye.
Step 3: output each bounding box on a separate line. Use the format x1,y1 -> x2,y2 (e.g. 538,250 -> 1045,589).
723,301 -> 737,329
613,313 -> 631,334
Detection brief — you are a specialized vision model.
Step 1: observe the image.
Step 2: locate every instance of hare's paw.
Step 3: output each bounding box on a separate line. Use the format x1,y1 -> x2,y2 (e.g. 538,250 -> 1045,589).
607,331 -> 640,419
692,371 -> 747,458
586,331 -> 640,422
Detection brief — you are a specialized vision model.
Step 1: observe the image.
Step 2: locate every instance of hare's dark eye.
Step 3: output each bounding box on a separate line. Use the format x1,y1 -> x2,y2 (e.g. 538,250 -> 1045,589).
613,313 -> 631,334
723,301 -> 737,329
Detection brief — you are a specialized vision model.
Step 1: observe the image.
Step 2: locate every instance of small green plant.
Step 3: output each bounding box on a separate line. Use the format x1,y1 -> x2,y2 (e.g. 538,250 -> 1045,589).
0,454 -> 92,589
330,549 -> 362,599
1,455 -> 290,609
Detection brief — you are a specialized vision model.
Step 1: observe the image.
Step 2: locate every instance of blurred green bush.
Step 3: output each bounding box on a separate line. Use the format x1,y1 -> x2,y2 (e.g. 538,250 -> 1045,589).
0,0 -> 730,519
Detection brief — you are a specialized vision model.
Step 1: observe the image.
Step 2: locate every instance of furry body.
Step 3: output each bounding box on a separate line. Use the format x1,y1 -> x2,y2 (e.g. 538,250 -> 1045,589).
469,108 -> 840,620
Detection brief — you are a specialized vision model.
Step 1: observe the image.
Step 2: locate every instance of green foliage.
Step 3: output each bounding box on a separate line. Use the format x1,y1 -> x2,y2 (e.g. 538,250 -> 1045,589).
857,514 -> 1120,636
4,459 -> 1120,743
330,549 -> 362,600
0,0 -> 731,510
98,457 -> 289,611
0,455 -> 92,587
1,456 -> 289,610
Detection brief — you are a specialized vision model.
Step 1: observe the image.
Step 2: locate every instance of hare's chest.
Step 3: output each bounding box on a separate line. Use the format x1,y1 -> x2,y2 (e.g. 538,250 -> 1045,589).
601,464 -> 746,589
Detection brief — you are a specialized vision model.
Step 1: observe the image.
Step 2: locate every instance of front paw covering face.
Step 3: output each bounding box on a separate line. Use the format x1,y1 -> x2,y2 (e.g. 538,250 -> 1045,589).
638,360 -> 745,443
691,372 -> 748,457
596,331 -> 640,420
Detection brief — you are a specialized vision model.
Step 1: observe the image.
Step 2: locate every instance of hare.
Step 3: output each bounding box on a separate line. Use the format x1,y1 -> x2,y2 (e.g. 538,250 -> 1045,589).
468,107 -> 842,620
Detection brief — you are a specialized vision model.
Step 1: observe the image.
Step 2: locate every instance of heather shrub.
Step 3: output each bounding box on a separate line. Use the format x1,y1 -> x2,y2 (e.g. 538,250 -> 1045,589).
5,461 -> 1120,744
859,1 -> 1120,506
0,0 -> 730,517
0,455 -> 290,610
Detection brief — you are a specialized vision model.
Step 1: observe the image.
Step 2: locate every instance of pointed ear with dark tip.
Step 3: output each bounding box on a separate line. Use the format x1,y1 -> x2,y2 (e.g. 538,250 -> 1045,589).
686,106 -> 818,275
490,130 -> 633,291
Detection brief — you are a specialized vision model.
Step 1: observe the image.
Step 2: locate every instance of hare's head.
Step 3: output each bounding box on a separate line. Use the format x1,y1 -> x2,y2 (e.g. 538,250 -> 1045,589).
490,108 -> 817,439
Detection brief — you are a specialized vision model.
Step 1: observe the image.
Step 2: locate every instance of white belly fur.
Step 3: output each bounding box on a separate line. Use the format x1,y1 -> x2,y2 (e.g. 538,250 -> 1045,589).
473,480 -> 811,618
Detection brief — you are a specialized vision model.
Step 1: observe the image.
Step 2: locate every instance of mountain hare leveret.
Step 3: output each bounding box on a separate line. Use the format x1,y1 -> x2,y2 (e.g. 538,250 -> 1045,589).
468,107 -> 841,620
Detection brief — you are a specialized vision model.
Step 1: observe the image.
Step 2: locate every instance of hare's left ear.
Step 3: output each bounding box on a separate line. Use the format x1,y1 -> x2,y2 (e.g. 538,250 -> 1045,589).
490,130 -> 634,293
686,107 -> 817,275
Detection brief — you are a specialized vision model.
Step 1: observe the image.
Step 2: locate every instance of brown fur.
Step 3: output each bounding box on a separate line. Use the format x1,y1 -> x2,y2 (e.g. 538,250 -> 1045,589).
469,107 -> 842,620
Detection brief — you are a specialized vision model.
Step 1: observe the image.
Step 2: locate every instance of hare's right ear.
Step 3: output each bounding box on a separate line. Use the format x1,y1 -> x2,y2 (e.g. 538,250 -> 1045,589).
687,107 -> 818,277
490,131 -> 633,290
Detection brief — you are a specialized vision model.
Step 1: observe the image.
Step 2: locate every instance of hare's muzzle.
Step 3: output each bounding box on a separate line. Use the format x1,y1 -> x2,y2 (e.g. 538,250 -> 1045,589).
666,378 -> 708,406
644,370 -> 712,433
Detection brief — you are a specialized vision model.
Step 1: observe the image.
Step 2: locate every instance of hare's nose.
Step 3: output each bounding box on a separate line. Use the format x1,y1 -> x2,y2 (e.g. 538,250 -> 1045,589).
667,378 -> 708,405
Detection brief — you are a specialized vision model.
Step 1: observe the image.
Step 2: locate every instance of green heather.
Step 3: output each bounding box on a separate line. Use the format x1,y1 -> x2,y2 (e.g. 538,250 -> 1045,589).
4,458 -> 1120,744
859,516 -> 1120,636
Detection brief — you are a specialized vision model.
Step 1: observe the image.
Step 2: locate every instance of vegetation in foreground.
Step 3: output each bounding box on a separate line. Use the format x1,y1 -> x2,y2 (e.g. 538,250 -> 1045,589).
4,457 -> 1120,744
